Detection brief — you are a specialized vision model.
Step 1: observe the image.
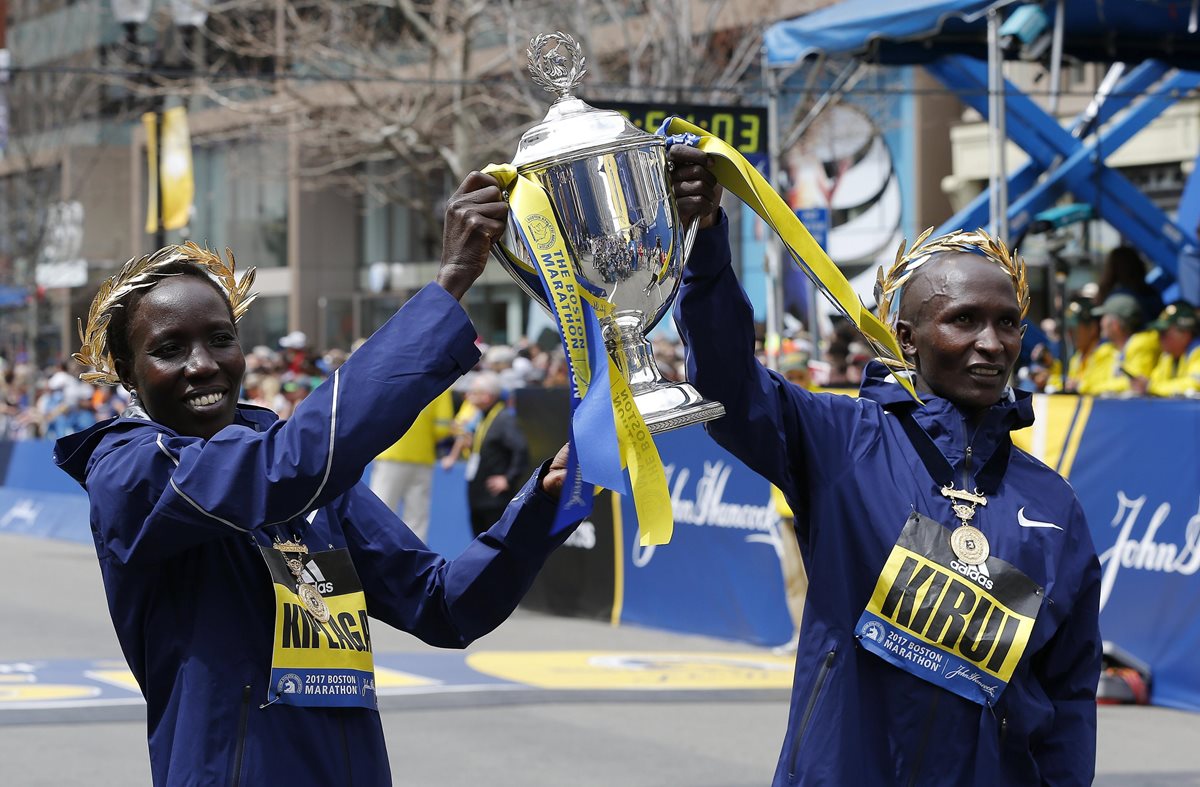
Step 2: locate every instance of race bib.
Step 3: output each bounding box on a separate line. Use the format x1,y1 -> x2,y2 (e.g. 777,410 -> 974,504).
260,546 -> 377,709
855,512 -> 1043,706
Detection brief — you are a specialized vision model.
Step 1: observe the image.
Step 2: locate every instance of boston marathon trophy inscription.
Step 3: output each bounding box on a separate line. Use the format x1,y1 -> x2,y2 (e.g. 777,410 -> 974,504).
491,32 -> 724,433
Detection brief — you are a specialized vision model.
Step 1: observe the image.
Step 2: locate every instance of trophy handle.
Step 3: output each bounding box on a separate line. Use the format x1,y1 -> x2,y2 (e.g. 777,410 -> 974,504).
490,236 -> 548,309
681,218 -> 700,263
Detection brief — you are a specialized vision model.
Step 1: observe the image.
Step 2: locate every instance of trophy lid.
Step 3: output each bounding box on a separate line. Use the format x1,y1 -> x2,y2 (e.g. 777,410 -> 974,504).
512,32 -> 658,170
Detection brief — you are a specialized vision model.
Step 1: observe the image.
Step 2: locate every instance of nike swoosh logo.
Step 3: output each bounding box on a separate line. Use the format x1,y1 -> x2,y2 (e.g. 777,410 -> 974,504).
1017,507 -> 1064,531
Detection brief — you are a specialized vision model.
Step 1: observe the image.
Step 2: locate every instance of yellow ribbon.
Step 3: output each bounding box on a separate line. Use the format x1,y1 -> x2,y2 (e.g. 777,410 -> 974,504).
483,164 -> 674,546
664,118 -> 918,400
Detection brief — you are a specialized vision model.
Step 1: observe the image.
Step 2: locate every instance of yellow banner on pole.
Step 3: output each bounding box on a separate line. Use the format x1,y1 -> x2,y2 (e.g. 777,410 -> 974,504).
142,112 -> 159,235
144,107 -> 195,235
160,107 -> 195,232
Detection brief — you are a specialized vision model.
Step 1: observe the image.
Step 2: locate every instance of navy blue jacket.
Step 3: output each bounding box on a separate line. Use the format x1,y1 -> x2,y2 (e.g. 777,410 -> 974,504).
674,218 -> 1101,786
55,283 -> 569,787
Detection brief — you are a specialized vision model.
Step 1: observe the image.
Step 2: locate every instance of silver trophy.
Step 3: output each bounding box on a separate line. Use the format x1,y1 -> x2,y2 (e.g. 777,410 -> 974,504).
494,32 -> 724,433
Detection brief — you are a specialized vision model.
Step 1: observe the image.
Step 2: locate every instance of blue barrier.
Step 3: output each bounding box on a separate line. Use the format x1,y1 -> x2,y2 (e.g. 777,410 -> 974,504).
1068,399 -> 1200,711
0,440 -> 92,544
617,426 -> 792,647
3,440 -> 84,495
0,487 -> 92,544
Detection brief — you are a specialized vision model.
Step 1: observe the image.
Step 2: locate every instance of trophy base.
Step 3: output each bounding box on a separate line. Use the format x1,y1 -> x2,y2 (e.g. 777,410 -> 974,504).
632,381 -> 726,435
603,316 -> 724,435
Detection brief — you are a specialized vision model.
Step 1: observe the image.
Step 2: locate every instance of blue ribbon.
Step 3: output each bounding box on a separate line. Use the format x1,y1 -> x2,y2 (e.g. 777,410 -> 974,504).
509,221 -> 627,535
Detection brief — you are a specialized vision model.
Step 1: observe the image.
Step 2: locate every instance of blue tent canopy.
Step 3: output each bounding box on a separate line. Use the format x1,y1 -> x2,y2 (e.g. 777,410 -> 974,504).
766,0 -> 1200,69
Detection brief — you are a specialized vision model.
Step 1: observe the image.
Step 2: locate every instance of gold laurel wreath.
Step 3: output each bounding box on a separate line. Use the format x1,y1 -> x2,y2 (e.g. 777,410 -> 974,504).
874,227 -> 1030,359
73,242 -> 257,385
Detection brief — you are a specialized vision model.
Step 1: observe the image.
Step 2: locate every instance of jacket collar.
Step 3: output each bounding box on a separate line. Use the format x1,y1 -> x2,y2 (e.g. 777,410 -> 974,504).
54,404 -> 278,485
857,360 -> 1034,471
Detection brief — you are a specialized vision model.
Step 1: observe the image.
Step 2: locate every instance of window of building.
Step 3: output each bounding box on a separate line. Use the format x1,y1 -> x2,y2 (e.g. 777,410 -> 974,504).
236,293 -> 288,351
360,163 -> 446,270
191,138 -> 288,268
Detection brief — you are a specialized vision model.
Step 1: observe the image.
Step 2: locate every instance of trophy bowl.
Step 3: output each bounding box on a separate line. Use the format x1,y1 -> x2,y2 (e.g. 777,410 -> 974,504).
493,32 -> 724,434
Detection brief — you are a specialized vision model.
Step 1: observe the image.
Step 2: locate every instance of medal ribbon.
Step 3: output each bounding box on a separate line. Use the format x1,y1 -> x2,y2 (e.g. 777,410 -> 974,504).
658,117 -> 917,401
895,410 -> 1012,497
482,164 -> 673,546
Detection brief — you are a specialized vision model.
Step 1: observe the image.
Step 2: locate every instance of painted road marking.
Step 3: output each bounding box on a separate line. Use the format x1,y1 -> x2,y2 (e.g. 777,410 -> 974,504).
466,652 -> 795,690
0,651 -> 792,721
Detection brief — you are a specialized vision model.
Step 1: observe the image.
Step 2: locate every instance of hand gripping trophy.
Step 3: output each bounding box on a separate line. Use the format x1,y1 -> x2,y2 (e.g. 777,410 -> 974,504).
488,32 -> 724,434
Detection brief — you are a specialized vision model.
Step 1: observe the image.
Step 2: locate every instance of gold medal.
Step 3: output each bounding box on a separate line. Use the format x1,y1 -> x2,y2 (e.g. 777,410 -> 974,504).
940,485 -> 987,522
951,525 -> 990,565
273,540 -> 309,558
273,539 -> 330,622
298,582 -> 331,623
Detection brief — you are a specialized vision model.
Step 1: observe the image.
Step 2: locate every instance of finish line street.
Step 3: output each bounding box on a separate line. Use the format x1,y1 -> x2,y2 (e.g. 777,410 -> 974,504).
3,534 -> 1199,786
0,649 -> 794,725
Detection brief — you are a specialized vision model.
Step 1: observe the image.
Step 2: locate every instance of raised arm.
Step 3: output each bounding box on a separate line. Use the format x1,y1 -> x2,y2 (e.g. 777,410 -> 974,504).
669,145 -> 860,510
338,465 -> 568,647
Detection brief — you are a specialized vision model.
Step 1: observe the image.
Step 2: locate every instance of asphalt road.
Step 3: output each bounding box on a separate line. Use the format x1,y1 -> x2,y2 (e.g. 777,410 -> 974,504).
3,533 -> 1199,786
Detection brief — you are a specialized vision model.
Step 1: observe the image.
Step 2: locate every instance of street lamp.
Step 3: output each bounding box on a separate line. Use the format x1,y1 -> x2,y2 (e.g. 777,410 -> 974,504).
110,0 -> 151,29
169,1 -> 210,30
109,0 -> 208,249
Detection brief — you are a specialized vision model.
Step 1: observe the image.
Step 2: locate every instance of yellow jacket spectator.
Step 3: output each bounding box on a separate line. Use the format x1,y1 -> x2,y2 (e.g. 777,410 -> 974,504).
1083,294 -> 1160,395
1147,302 -> 1200,397
1065,350 -> 1094,392
377,389 -> 455,464
370,388 -> 455,541
1123,330 -> 1161,379
440,398 -> 482,468
1076,342 -> 1119,396
1063,298 -> 1101,393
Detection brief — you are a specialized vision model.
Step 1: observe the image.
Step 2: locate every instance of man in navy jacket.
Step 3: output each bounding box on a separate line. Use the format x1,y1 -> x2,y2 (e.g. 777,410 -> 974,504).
670,145 -> 1101,786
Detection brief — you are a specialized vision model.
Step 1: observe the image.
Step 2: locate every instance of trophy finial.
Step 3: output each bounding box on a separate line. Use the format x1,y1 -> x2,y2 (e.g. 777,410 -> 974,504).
527,32 -> 587,100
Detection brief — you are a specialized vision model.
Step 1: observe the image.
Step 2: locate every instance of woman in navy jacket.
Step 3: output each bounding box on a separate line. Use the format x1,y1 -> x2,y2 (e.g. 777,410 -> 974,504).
669,145 -> 1101,786
55,173 -> 575,786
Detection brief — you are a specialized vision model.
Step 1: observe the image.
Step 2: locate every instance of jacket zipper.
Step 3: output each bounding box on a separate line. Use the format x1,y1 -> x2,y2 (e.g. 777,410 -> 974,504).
905,690 -> 941,787
1000,715 -> 1009,745
961,415 -> 975,490
231,685 -> 252,787
787,648 -> 836,780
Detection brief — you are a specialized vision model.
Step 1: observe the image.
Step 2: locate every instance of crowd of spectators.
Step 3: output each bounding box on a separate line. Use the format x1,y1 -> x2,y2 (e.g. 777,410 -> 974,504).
1017,246 -> 1199,398
4,244 -> 1194,443
0,359 -> 125,441
0,328 -> 677,441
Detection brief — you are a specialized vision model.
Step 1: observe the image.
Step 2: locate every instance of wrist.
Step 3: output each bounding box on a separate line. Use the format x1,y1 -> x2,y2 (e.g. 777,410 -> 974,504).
436,267 -> 472,301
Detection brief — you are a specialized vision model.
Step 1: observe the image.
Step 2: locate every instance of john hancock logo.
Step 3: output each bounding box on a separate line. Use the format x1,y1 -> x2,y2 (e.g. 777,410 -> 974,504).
529,215 -> 556,251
